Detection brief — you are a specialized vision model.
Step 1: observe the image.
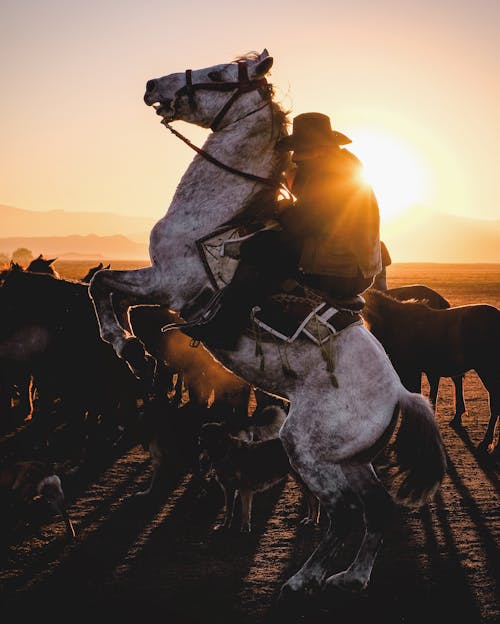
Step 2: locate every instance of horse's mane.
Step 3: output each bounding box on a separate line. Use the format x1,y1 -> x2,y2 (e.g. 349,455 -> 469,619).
363,289 -> 435,331
232,51 -> 290,133
221,56 -> 291,224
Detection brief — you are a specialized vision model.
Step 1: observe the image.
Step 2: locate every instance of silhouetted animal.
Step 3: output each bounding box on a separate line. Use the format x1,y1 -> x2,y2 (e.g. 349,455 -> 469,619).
81,262 -> 111,284
363,289 -> 500,453
0,257 -> 61,423
0,460 -> 75,539
137,396 -> 215,497
0,271 -> 142,452
199,421 -> 319,532
379,284 -> 466,421
129,306 -> 251,412
26,254 -> 60,278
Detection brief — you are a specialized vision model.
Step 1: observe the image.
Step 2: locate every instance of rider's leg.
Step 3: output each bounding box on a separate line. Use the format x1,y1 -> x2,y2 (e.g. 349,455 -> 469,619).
182,230 -> 296,349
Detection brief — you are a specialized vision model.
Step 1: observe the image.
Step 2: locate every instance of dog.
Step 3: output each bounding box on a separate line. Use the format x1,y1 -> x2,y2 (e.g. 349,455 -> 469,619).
198,419 -> 320,533
0,460 -> 75,539
136,396 -> 211,497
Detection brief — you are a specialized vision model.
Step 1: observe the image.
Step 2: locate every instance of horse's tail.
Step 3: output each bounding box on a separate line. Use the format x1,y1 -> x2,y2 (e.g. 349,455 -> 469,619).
389,392 -> 447,507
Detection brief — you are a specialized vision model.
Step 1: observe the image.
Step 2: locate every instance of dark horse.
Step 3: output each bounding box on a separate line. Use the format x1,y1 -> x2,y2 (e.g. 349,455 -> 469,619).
363,289 -> 500,453
0,270 -> 142,445
378,284 -> 466,421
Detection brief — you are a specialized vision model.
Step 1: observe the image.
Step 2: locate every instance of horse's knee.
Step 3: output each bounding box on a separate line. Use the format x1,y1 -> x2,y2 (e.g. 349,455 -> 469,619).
88,268 -> 109,297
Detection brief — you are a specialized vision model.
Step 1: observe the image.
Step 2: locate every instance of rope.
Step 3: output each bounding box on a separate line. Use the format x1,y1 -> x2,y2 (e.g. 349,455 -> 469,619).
313,314 -> 339,387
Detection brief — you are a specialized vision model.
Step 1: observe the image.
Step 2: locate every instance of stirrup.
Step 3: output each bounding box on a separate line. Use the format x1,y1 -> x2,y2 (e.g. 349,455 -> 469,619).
161,289 -> 225,333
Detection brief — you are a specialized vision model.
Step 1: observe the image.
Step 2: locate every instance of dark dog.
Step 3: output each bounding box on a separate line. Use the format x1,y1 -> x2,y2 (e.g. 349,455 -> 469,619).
199,421 -> 320,532
137,397 -> 210,497
0,460 -> 75,539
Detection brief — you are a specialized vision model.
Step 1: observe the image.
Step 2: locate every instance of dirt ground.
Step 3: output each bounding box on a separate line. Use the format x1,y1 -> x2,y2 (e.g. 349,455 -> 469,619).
0,263 -> 499,623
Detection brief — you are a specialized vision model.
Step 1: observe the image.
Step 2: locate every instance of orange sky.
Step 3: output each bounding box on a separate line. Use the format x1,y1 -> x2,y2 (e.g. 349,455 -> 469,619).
1,1 -> 499,239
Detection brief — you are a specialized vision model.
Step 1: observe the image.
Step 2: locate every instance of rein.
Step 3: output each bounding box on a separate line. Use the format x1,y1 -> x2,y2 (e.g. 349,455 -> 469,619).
162,121 -> 280,187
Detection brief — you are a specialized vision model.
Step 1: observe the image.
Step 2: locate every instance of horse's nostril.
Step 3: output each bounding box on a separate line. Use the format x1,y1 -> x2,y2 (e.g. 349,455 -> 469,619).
146,79 -> 157,93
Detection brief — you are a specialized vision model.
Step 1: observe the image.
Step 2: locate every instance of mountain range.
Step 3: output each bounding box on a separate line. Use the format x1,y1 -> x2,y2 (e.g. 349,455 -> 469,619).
1,203 -> 500,263
0,204 -> 153,259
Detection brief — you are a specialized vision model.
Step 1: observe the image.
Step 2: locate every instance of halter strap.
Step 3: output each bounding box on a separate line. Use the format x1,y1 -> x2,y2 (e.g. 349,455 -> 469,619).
176,60 -> 269,131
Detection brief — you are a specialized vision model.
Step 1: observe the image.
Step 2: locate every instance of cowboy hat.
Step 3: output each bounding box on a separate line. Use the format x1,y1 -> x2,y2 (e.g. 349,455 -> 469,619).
277,112 -> 351,151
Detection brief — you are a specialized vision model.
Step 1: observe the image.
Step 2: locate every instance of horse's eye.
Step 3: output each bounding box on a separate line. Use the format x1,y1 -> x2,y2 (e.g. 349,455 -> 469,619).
208,71 -> 222,82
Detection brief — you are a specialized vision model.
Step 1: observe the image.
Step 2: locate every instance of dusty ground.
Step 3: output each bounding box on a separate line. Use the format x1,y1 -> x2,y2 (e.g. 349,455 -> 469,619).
0,262 -> 499,623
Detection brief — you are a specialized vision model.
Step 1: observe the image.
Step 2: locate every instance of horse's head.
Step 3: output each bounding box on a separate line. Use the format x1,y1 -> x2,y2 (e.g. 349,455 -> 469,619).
26,254 -> 59,277
144,49 -> 274,131
81,262 -> 110,283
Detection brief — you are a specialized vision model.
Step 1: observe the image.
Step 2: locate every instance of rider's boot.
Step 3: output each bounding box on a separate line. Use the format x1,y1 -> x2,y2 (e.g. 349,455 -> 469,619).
181,263 -> 264,349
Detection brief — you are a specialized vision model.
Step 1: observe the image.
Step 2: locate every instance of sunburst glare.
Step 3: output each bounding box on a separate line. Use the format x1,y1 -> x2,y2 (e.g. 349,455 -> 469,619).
351,130 -> 434,222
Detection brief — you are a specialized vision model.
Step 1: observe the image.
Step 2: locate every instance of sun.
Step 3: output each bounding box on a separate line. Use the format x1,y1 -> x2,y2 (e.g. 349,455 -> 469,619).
350,129 -> 433,221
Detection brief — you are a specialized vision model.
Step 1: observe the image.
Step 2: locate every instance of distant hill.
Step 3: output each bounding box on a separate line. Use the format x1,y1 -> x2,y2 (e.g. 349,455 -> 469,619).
0,234 -> 148,260
382,207 -> 500,263
2,203 -> 500,263
0,204 -> 155,242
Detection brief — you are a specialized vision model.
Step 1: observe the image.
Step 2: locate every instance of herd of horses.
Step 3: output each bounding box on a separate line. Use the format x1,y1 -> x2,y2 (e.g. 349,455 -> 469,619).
1,257 -> 499,595
1,50 -> 499,605
1,256 -> 498,479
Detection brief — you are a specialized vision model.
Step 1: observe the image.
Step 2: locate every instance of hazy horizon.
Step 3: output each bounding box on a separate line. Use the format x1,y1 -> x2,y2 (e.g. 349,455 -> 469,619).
2,2 -> 500,231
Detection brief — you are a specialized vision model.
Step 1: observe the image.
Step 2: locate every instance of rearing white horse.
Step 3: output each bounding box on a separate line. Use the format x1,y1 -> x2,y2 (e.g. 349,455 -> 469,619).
89,49 -> 446,599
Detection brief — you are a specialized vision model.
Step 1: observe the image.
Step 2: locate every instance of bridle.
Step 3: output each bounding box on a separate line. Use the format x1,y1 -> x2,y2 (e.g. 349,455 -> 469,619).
163,59 -> 287,189
175,59 -> 270,131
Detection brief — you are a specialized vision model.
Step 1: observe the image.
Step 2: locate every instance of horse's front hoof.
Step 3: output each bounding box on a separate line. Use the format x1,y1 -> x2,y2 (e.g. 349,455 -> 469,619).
277,582 -> 302,608
213,522 -> 230,533
121,338 -> 157,384
325,571 -> 368,594
279,572 -> 322,602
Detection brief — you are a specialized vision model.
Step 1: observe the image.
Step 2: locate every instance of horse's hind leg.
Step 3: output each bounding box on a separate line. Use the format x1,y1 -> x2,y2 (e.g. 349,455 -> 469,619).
475,369 -> 500,453
426,373 -> 440,412
279,461 -> 356,597
325,463 -> 393,592
450,374 -> 467,428
89,267 -> 163,380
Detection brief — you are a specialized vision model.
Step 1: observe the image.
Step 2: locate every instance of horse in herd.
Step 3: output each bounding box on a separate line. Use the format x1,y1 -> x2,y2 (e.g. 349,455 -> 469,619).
381,284 -> 467,423
86,49 -> 447,598
363,289 -> 500,453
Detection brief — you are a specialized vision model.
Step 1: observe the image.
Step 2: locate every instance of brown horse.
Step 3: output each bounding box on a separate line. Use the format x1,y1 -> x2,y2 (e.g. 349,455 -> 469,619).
363,289 -> 500,453
378,284 -> 466,421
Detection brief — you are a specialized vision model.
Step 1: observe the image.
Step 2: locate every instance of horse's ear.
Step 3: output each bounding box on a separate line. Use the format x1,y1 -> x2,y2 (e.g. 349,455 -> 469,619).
47,258 -> 57,264
97,262 -> 104,269
253,54 -> 273,78
104,264 -> 111,270
36,253 -> 43,260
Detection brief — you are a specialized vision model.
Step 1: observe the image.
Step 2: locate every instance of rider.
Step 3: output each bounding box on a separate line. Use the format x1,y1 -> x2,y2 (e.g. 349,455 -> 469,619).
183,112 -> 382,349
372,241 -> 392,291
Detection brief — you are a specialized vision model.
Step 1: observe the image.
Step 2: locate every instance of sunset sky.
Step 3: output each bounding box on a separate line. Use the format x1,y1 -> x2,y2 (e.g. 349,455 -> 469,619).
1,1 -> 499,238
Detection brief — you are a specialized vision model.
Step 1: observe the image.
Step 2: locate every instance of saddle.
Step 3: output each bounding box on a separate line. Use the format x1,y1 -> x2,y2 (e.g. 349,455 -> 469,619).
250,280 -> 364,346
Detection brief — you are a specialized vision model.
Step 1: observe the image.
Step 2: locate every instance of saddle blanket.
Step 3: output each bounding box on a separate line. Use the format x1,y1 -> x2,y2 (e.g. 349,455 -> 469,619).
197,221 -> 280,289
251,296 -> 363,346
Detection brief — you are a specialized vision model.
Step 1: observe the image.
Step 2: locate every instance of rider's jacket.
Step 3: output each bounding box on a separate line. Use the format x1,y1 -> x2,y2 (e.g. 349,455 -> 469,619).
278,148 -> 382,279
